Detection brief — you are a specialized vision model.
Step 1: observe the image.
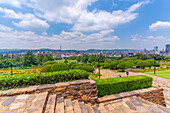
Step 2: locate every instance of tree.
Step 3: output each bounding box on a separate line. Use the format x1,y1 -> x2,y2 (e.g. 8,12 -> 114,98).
76,56 -> 81,62
88,55 -> 97,63
37,54 -> 44,65
64,59 -> 68,63
117,61 -> 135,71
81,54 -> 89,63
109,61 -> 117,69
137,60 -> 151,69
23,51 -> 37,67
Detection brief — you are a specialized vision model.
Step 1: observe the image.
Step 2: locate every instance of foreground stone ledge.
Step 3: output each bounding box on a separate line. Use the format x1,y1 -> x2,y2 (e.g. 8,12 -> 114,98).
0,79 -> 98,104
98,87 -> 165,107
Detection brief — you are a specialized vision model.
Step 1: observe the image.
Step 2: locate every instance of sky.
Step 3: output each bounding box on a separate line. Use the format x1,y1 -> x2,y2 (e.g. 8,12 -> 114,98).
0,0 -> 170,50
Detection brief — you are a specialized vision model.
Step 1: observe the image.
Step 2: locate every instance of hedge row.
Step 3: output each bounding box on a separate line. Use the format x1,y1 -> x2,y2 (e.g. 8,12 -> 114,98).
0,70 -> 89,90
90,75 -> 153,97
75,66 -> 94,72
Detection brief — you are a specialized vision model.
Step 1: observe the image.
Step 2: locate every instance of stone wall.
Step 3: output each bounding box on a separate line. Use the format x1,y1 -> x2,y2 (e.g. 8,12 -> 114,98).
0,79 -> 98,104
98,87 -> 166,107
139,88 -> 166,107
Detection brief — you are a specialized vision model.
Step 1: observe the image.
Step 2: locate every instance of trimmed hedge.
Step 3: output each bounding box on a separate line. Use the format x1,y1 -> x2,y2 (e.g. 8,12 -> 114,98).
90,75 -> 152,97
0,70 -> 89,90
40,64 -> 52,72
75,66 -> 94,72
42,61 -> 57,67
51,63 -> 69,72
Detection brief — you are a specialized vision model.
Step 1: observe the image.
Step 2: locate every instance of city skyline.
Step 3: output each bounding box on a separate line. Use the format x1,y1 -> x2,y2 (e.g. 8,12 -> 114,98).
0,0 -> 170,50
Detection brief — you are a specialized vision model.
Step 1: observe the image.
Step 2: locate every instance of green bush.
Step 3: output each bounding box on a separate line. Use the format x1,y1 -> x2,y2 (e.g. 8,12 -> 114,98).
42,61 -> 57,67
68,62 -> 76,68
75,66 -> 94,72
0,70 -> 89,90
40,64 -> 52,72
71,63 -> 81,69
103,63 -> 110,69
90,75 -> 152,97
51,63 -> 69,72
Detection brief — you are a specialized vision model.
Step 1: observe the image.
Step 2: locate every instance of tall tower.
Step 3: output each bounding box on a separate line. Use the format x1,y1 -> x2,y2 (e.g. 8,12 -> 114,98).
60,45 -> 62,51
165,44 -> 170,53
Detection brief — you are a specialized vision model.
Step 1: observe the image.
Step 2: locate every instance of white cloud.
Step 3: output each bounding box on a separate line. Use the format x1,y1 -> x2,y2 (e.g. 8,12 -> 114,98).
0,0 -> 21,8
0,7 -> 49,31
0,24 -> 12,31
0,29 -> 119,49
131,34 -> 142,41
22,0 -> 149,32
149,21 -> 170,31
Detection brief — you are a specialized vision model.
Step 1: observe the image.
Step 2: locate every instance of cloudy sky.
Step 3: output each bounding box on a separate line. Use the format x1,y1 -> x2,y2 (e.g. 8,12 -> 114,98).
0,0 -> 169,50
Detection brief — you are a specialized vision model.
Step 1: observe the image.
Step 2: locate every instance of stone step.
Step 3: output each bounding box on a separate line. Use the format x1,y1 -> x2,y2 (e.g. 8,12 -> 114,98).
45,94 -> 56,113
72,100 -> 82,113
79,102 -> 88,113
24,92 -> 49,113
65,98 -> 74,113
85,103 -> 95,113
55,97 -> 64,113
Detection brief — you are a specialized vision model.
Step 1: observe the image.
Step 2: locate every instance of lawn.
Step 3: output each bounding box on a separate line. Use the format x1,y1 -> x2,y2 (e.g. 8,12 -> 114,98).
55,59 -> 76,63
145,70 -> 170,79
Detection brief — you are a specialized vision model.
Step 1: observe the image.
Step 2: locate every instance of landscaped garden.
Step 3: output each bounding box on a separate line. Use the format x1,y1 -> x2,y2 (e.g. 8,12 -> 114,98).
90,75 -> 153,97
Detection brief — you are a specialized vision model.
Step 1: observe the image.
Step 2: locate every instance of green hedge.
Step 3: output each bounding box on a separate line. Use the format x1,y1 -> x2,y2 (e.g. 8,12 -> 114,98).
75,66 -> 94,72
42,61 -> 57,67
0,70 -> 89,90
40,64 -> 52,72
51,63 -> 69,72
90,75 -> 152,97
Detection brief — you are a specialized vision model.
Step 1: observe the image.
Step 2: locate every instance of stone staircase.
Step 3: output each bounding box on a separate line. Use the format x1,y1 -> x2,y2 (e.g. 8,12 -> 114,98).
1,92 -> 170,113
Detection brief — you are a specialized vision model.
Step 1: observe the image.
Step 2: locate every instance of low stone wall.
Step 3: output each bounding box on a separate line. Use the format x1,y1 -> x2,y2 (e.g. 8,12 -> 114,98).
98,87 -> 166,107
0,79 -> 98,104
139,88 -> 166,107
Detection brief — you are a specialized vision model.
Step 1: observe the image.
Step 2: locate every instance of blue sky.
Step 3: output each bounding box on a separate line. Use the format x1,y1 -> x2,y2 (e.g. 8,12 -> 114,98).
0,0 -> 169,50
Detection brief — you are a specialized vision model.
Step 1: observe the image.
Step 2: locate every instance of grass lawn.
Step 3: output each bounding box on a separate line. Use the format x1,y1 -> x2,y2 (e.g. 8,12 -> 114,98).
145,70 -> 170,79
112,70 -> 125,73
55,60 -> 76,63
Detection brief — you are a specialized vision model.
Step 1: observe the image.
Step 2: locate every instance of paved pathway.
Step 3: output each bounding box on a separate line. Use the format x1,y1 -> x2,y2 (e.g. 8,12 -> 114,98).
0,92 -> 169,113
95,69 -> 170,108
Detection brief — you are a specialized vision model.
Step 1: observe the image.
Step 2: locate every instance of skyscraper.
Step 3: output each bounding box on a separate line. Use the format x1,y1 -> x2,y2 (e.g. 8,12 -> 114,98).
165,44 -> 170,53
154,46 -> 158,52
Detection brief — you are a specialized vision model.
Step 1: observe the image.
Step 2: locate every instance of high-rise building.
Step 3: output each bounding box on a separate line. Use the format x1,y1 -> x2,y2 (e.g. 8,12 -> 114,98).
154,46 -> 158,52
165,44 -> 170,53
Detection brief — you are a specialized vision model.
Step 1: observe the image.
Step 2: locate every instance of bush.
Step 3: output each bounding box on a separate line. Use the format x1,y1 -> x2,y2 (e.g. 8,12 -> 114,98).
0,70 -> 89,90
71,63 -> 81,69
51,63 -> 69,72
109,61 -> 117,69
90,75 -> 152,97
42,61 -> 57,67
68,62 -> 76,68
137,60 -> 151,69
40,64 -> 52,72
103,63 -> 110,69
75,66 -> 94,72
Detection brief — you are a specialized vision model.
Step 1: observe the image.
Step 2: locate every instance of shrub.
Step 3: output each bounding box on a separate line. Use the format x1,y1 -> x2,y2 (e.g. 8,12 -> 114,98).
71,63 -> 81,69
90,75 -> 152,97
40,64 -> 52,72
109,61 -> 117,69
42,61 -> 57,67
68,62 -> 76,68
137,60 -> 151,69
0,70 -> 89,90
103,63 -> 110,69
75,66 -> 94,72
51,63 -> 69,72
